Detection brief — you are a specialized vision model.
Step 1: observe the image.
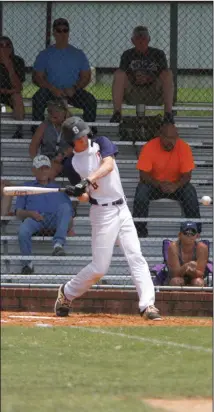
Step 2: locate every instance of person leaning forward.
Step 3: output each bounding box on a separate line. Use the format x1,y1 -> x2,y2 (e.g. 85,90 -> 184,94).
133,124 -> 201,237
32,18 -> 97,132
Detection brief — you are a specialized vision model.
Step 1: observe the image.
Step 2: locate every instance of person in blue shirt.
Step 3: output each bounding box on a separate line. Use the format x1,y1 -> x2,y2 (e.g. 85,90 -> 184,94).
15,155 -> 74,274
32,18 -> 97,132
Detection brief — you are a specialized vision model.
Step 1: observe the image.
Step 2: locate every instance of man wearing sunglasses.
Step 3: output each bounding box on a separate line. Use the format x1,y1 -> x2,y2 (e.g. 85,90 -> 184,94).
0,36 -> 25,139
32,18 -> 97,131
167,221 -> 208,287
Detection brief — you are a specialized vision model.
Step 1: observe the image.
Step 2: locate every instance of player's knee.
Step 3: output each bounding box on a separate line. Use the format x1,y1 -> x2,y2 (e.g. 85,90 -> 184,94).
169,277 -> 185,286
191,277 -> 204,287
91,261 -> 109,277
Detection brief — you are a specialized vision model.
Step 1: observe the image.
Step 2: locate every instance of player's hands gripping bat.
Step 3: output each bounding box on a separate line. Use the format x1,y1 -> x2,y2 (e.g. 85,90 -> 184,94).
64,179 -> 91,197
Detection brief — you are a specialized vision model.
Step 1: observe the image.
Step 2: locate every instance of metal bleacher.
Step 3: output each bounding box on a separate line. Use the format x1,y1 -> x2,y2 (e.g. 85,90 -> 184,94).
1,105 -> 213,288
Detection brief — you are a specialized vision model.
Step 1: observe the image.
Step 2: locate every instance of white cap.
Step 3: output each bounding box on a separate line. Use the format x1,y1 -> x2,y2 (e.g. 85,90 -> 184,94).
32,155 -> 51,169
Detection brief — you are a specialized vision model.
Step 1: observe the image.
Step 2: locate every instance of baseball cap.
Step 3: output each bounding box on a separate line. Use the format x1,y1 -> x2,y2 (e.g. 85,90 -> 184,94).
180,221 -> 198,233
53,18 -> 69,29
33,155 -> 51,169
62,116 -> 91,145
132,26 -> 150,38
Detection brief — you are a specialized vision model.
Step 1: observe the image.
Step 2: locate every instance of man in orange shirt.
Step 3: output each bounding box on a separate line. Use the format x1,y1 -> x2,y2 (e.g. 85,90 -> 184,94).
133,124 -> 201,237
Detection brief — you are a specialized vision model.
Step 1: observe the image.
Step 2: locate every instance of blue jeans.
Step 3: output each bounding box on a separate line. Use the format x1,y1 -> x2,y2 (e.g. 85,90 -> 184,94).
18,203 -> 72,266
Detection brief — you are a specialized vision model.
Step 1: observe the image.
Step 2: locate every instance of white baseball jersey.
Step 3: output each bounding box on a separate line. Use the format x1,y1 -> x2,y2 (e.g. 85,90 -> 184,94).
63,136 -> 125,204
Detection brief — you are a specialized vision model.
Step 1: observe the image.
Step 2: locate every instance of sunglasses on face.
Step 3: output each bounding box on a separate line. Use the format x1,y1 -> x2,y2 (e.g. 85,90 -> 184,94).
55,27 -> 69,33
182,230 -> 197,236
0,42 -> 11,48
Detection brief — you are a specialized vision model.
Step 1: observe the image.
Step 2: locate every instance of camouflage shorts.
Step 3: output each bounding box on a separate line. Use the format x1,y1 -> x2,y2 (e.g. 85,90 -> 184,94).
119,114 -> 163,142
124,80 -> 163,106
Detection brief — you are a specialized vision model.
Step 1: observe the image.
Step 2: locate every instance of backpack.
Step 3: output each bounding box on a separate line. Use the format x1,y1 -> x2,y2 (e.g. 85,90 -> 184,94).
152,239 -> 213,287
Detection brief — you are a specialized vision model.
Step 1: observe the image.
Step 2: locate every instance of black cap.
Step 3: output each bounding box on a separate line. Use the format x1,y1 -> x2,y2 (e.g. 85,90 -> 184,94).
62,117 -> 91,145
53,18 -> 69,29
132,26 -> 150,38
180,221 -> 198,233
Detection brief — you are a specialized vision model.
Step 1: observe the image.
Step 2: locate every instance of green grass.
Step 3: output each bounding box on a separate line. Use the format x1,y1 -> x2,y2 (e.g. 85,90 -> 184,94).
1,325 -> 212,412
3,82 -> 212,117
22,82 -> 213,104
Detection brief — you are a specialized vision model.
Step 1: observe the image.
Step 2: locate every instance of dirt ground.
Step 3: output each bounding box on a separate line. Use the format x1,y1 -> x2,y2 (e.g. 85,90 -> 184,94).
1,312 -> 212,412
1,311 -> 212,327
145,398 -> 212,412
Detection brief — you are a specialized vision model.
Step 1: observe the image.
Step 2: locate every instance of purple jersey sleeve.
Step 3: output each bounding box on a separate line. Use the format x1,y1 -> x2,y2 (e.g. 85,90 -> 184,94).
94,136 -> 118,158
62,156 -> 81,185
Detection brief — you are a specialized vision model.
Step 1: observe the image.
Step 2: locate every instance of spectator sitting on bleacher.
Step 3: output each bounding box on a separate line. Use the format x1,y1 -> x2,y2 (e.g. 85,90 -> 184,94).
32,18 -> 97,133
29,99 -> 73,163
110,26 -> 174,124
1,179 -> 13,216
0,36 -> 25,139
133,124 -> 201,237
15,155 -> 74,275
167,221 -> 208,287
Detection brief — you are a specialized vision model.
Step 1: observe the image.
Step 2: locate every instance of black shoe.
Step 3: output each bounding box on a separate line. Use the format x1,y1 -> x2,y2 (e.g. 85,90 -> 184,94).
21,265 -> 34,274
12,128 -> 23,139
52,246 -> 66,256
110,111 -> 122,123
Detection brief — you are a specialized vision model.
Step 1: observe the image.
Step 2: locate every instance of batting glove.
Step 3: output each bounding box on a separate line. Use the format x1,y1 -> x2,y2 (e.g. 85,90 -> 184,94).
64,185 -> 76,196
73,178 -> 91,196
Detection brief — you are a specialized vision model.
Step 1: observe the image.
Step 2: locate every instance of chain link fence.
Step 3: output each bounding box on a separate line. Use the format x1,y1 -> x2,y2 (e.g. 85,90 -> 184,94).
1,2 -> 213,289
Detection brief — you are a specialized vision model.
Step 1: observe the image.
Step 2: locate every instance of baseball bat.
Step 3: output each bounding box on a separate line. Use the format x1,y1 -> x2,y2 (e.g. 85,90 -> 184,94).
3,186 -> 70,196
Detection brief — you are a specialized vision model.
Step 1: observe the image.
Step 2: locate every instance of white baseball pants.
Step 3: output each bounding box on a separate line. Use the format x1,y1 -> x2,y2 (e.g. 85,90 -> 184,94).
64,202 -> 155,312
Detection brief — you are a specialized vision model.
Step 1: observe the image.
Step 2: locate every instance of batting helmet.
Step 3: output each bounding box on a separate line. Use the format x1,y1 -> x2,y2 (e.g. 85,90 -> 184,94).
62,116 -> 91,145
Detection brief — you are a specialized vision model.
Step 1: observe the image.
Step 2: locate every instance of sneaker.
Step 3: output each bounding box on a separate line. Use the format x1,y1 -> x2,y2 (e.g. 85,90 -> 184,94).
110,111 -> 122,123
21,265 -> 34,275
140,305 -> 162,321
54,284 -> 72,317
52,246 -> 66,256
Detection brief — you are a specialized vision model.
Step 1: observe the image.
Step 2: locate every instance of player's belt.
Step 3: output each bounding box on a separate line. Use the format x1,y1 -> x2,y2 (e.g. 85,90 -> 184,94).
89,197 -> 124,207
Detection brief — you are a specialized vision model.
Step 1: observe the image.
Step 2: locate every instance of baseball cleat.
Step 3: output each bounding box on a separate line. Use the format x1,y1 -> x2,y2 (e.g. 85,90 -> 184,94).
54,284 -> 72,317
140,305 -> 162,321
